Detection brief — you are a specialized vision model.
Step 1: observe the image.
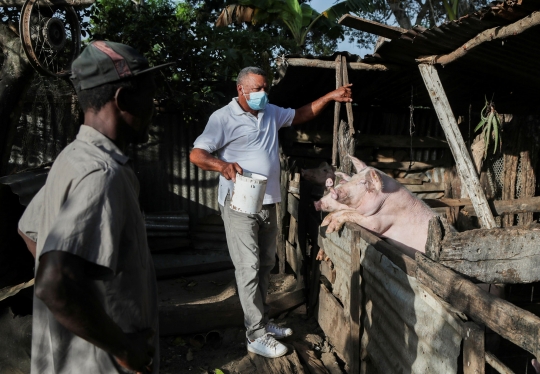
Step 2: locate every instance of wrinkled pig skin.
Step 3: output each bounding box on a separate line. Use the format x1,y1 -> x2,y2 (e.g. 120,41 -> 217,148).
317,155 -> 435,258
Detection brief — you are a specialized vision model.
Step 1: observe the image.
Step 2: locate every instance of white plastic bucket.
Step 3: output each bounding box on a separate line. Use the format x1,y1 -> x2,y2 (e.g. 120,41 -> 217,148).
230,172 -> 268,214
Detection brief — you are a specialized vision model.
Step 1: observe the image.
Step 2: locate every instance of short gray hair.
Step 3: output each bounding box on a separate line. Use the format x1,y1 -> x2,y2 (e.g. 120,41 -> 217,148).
237,67 -> 267,85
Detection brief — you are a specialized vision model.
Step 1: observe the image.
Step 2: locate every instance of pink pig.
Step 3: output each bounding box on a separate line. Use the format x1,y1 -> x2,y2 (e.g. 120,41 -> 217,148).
315,155 -> 435,258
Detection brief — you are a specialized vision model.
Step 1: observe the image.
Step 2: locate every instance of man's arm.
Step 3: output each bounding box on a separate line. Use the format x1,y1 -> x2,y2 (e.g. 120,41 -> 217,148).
18,228 -> 37,258
292,84 -> 353,125
189,148 -> 243,182
35,251 -> 154,373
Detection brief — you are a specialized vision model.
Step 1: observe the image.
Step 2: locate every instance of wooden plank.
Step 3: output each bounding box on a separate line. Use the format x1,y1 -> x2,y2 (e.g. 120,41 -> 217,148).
287,193 -> 299,221
367,160 -> 445,171
404,182 -> 445,193
288,216 -> 298,245
418,64 -> 497,229
348,230 -> 361,374
415,253 -> 540,358
395,178 -> 423,185
338,14 -> 406,39
437,226 -> 540,283
292,341 -> 331,374
485,351 -> 515,374
346,225 -> 417,277
320,260 -> 336,284
292,130 -> 449,148
463,322 -> 485,374
316,284 -> 350,362
282,58 -> 394,71
332,55 -> 342,167
462,196 -> 540,217
286,240 -> 299,275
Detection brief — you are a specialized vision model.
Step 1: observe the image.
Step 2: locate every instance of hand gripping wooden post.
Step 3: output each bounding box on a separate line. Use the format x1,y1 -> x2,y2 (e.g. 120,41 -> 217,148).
418,64 -> 497,229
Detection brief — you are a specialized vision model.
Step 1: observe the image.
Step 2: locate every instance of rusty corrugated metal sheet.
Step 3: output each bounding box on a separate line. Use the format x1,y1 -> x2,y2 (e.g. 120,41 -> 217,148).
319,225 -> 462,372
361,245 -> 462,373
133,113 -> 220,224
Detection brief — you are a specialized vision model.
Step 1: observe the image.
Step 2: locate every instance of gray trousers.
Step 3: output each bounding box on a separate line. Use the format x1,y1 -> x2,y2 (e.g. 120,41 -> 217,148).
220,194 -> 277,340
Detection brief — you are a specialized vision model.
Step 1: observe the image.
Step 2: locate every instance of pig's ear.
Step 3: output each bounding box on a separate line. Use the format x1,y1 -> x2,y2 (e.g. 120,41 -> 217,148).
325,178 -> 334,188
367,170 -> 383,192
348,155 -> 367,173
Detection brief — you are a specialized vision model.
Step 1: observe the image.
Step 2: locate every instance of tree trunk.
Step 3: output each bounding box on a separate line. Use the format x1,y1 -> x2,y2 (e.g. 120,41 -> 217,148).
0,24 -> 34,175
386,0 -> 412,29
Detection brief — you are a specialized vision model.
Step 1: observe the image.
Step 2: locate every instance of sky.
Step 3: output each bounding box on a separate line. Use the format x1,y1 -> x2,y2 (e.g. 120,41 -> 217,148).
309,0 -> 372,57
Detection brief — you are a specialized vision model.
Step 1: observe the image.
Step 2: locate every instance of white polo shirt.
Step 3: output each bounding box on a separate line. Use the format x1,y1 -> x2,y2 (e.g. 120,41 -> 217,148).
193,98 -> 295,205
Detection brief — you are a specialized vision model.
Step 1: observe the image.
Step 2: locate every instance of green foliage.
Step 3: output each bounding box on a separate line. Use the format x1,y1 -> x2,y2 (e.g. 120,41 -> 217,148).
86,0 -> 299,123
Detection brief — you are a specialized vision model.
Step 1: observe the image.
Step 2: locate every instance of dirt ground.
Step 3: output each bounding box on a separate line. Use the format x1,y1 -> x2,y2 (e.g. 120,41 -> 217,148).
158,270 -> 346,374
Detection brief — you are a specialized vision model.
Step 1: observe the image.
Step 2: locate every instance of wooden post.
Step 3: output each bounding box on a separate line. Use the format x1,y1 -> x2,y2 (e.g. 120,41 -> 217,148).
418,64 -> 497,229
332,56 -> 343,167
341,57 -> 355,136
463,322 -> 485,374
348,239 -> 361,373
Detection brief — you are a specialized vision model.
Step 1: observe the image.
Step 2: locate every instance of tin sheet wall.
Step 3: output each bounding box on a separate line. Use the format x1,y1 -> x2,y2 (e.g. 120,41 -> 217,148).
319,225 -> 462,373
131,112 -> 220,223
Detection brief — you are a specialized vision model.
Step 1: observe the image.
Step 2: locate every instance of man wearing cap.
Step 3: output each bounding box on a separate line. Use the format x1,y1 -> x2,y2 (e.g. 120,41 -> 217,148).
18,40 -> 171,373
190,66 -> 352,358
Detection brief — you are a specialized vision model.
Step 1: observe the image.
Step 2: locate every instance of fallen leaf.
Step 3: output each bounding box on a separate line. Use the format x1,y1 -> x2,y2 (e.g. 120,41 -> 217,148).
215,369 -> 225,374
186,349 -> 194,361
187,281 -> 197,287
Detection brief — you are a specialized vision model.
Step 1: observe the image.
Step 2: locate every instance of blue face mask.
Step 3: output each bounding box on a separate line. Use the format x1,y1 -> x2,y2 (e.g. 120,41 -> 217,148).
242,87 -> 268,111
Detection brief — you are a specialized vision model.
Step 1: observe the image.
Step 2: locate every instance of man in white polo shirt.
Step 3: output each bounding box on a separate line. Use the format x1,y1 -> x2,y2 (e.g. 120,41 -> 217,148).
190,66 -> 352,358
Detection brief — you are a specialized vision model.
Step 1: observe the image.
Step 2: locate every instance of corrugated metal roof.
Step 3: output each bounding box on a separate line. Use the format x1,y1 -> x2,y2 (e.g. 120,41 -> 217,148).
274,0 -> 540,114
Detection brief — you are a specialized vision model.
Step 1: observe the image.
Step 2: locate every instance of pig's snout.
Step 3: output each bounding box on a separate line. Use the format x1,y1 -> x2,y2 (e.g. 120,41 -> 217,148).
314,199 -> 323,211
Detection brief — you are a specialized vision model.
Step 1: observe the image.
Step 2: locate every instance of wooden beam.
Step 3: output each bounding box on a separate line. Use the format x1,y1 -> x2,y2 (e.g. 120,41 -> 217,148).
316,284 -> 350,362
415,253 -> 540,358
404,182 -> 445,193
418,64 -> 497,229
292,130 -> 449,148
463,322 -> 485,374
436,226 -> 540,283
287,193 -> 299,221
341,56 -> 355,136
348,234 -> 361,374
338,14 -> 406,39
367,160 -> 445,171
332,56 -> 342,167
462,196 -> 540,217
281,58 -> 395,72
416,12 -> 540,67
485,351 -> 515,374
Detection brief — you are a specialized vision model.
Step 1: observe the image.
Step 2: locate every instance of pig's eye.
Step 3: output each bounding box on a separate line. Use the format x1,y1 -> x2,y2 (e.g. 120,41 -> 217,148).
360,180 -> 366,185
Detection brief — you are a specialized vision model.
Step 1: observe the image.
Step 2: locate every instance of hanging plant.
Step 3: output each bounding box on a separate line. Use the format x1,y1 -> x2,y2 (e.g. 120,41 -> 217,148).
474,97 -> 502,159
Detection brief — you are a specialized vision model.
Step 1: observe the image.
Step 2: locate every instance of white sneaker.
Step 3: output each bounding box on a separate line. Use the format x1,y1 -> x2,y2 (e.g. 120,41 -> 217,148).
266,321 -> 293,339
247,333 -> 288,358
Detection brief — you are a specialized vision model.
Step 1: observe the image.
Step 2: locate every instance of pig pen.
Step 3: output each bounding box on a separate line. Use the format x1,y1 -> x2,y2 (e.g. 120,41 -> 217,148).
283,179 -> 540,373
